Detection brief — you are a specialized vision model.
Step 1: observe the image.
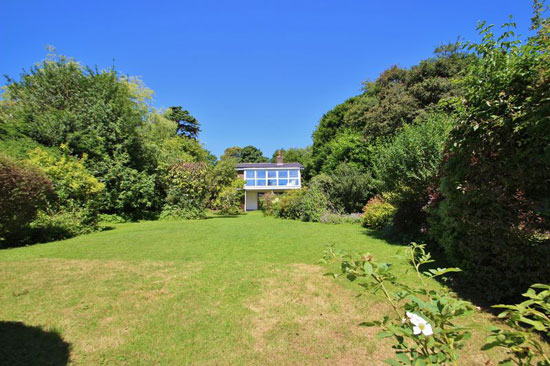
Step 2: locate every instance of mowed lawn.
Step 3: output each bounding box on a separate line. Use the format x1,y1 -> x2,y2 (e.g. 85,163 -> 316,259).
0,212 -> 506,365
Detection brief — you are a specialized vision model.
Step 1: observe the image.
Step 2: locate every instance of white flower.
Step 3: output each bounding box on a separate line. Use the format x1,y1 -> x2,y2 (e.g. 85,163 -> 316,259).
406,312 -> 433,336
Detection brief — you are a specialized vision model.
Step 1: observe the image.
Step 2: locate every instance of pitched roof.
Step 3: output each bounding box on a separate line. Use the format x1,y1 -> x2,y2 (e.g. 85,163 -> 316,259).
236,162 -> 303,169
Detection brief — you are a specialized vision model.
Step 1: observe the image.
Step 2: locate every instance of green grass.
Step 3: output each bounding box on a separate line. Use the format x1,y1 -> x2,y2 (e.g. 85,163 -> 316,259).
0,212 -> 509,365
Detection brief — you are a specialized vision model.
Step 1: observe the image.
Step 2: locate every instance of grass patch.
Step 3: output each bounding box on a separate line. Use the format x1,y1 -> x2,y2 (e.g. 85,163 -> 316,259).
0,212 -> 516,364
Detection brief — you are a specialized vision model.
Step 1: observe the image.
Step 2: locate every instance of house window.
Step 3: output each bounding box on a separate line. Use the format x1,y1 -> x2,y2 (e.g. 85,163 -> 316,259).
243,169 -> 300,187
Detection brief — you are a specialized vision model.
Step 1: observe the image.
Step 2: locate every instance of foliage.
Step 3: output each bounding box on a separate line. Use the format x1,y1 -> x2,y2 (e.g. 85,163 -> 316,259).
29,208 -> 97,243
322,243 -> 472,365
239,145 -> 268,163
269,185 -> 330,222
98,155 -> 158,219
429,10 -> 550,302
299,184 -> 331,222
0,155 -> 54,244
373,113 -> 453,235
2,52 -> 151,169
328,163 -> 374,213
270,146 -> 313,179
27,146 -> 104,213
308,163 -> 374,215
142,112 -> 213,168
318,212 -> 363,225
273,189 -> 306,220
207,158 -> 238,206
310,46 -> 469,176
260,192 -> 280,216
362,195 -> 397,230
213,178 -> 244,215
483,283 -> 550,366
164,106 -> 201,139
161,162 -> 209,219
220,145 -> 268,163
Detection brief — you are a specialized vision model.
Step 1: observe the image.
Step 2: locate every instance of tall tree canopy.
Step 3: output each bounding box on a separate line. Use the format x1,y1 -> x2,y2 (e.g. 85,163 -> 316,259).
309,45 -> 471,176
220,145 -> 267,163
164,106 -> 201,140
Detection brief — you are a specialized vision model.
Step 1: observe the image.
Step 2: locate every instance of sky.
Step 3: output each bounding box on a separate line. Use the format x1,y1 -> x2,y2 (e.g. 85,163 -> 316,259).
0,0 -> 535,158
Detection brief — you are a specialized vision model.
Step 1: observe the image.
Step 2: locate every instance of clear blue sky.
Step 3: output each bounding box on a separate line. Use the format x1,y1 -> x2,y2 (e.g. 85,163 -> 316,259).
1,0 -> 534,157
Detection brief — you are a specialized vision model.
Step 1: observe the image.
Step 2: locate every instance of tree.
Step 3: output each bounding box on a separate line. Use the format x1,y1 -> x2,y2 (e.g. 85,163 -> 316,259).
238,145 -> 268,163
429,10 -> 550,302
220,146 -> 243,162
164,106 -> 201,139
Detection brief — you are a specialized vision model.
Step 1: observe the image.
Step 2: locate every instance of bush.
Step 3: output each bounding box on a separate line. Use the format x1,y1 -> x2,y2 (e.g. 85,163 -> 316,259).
299,185 -> 331,222
373,113 -> 453,235
260,192 -> 280,216
27,146 -> 104,231
429,17 -> 550,302
213,178 -> 244,215
275,189 -> 306,220
362,195 -> 396,230
0,155 -> 54,245
29,209 -> 96,242
319,212 -> 363,225
161,162 -> 209,219
99,157 -> 158,219
309,164 -> 374,214
272,185 -> 330,222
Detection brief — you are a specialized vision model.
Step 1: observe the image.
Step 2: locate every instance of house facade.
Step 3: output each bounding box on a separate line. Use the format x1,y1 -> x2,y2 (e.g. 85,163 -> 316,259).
236,152 -> 303,211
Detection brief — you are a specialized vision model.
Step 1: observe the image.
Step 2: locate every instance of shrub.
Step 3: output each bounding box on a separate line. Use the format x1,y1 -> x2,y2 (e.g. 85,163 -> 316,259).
429,16 -> 550,302
0,155 -> 54,244
213,178 -> 244,215
27,146 -> 104,232
29,209 -> 96,243
362,195 -> 396,230
299,185 -> 331,222
260,192 -> 279,216
309,164 -> 374,214
275,189 -> 306,220
319,212 -> 363,225
161,162 -> 209,219
99,157 -> 158,219
373,113 -> 453,235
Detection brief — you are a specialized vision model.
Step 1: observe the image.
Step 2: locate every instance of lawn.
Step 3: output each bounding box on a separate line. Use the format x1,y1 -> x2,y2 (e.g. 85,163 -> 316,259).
0,212 -> 507,365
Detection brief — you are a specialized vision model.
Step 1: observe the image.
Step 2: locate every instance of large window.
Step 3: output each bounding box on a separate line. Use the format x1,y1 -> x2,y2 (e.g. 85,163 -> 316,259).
243,169 -> 300,187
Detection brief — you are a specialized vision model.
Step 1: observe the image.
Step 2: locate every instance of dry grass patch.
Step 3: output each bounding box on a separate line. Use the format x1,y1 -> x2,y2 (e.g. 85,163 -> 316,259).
245,263 -> 516,366
0,259 -> 200,364
245,263 -> 394,365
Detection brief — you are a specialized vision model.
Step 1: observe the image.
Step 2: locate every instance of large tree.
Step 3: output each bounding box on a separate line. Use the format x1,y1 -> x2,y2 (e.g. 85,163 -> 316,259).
164,106 -> 201,139
239,145 -> 268,163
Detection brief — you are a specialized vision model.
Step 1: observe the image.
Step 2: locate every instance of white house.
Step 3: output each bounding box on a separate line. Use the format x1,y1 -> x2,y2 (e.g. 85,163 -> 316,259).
236,152 -> 303,211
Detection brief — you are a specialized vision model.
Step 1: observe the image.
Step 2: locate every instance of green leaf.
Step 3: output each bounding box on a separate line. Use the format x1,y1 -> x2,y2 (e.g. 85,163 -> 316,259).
377,330 -> 394,340
359,321 -> 379,327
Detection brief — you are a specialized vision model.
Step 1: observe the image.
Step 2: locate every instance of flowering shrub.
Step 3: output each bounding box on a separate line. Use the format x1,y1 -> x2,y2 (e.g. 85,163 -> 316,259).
362,195 -> 396,230
321,242 -> 472,365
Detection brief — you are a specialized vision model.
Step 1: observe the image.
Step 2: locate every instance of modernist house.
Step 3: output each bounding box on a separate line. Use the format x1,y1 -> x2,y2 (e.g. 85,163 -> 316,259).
236,152 -> 303,211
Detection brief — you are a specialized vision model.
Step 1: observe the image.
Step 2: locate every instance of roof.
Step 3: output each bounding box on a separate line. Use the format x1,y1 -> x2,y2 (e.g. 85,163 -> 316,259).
236,162 -> 303,169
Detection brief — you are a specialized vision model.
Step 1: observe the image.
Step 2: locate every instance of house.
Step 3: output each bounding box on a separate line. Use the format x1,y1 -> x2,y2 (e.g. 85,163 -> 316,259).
236,151 -> 303,211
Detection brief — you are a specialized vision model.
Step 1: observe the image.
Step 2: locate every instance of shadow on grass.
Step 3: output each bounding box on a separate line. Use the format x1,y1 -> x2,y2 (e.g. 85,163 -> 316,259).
363,227 -> 499,309
0,321 -> 71,366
